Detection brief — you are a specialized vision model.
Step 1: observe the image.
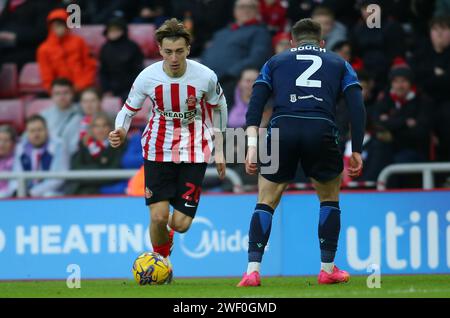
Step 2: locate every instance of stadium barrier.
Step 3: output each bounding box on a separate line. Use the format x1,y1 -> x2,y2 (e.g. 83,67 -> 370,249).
0,190 -> 449,280
377,162 -> 450,190
0,168 -> 244,197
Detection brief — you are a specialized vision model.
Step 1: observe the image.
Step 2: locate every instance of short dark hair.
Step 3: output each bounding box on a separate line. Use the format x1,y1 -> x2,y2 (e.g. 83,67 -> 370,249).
0,124 -> 17,142
291,18 -> 322,44
155,18 -> 192,46
430,15 -> 450,29
311,6 -> 335,19
51,77 -> 74,89
240,67 -> 260,78
331,40 -> 351,52
90,112 -> 113,129
80,87 -> 102,100
26,114 -> 47,128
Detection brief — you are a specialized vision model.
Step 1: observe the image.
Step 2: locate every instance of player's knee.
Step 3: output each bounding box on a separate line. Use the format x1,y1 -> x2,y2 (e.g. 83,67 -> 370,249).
171,222 -> 190,233
151,212 -> 169,227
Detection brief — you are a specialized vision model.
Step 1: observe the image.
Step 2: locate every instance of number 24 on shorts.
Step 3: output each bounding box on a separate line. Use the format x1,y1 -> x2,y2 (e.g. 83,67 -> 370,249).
182,182 -> 201,204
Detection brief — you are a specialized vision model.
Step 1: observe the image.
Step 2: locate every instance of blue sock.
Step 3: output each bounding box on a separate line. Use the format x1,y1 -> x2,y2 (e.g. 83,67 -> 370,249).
248,203 -> 274,262
318,201 -> 341,263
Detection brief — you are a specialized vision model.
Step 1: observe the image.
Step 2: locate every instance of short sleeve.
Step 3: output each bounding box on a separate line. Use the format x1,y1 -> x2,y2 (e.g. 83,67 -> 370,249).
254,60 -> 273,90
341,61 -> 361,92
124,72 -> 147,113
206,72 -> 223,106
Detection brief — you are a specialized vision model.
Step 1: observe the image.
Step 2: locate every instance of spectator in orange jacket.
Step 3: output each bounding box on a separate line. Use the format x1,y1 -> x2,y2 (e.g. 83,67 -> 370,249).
37,8 -> 97,93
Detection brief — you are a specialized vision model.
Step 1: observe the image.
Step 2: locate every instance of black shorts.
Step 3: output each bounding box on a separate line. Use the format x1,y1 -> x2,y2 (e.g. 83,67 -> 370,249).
260,116 -> 343,183
143,160 -> 207,218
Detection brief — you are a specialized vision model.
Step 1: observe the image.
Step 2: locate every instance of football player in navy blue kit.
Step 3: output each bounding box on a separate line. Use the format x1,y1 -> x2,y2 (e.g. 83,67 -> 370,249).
238,19 -> 366,287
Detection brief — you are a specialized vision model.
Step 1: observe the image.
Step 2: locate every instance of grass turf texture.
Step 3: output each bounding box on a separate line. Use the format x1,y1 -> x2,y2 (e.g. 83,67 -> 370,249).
0,275 -> 449,298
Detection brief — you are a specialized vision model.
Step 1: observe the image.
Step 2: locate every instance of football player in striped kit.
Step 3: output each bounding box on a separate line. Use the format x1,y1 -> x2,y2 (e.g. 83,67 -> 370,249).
109,19 -> 227,267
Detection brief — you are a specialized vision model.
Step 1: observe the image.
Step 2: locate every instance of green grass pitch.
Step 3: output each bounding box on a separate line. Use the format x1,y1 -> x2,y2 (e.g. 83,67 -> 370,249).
0,275 -> 449,298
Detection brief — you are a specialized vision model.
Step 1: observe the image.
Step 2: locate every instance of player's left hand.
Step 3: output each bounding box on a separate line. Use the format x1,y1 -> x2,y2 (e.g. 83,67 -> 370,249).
245,146 -> 258,175
216,162 -> 226,180
348,152 -> 363,178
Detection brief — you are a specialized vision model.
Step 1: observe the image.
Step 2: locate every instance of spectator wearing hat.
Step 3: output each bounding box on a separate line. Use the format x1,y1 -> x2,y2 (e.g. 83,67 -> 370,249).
37,8 -> 97,93
99,17 -> 144,101
372,66 -> 432,169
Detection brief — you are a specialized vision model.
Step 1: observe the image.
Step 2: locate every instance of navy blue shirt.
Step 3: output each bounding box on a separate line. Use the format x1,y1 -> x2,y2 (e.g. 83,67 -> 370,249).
252,43 -> 360,123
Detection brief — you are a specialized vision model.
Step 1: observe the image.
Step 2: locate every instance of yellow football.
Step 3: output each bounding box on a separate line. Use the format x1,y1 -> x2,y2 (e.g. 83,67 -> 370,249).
132,252 -> 173,285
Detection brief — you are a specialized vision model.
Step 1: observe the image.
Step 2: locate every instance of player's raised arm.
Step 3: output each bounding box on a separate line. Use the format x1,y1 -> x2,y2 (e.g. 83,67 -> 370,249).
245,62 -> 273,175
342,62 -> 367,178
109,73 -> 147,148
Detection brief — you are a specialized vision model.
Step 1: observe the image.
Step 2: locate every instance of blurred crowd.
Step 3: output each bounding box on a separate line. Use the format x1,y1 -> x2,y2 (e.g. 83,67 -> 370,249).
1,0 -> 450,197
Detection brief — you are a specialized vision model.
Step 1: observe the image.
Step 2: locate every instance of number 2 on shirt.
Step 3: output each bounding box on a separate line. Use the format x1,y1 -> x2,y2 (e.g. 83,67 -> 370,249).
296,55 -> 322,88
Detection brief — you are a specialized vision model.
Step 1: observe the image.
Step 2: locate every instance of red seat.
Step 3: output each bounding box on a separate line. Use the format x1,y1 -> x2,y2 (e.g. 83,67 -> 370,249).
0,64 -> 19,98
19,63 -> 45,94
101,96 -> 122,114
128,24 -> 159,58
26,98 -> 53,117
0,99 -> 25,132
72,25 -> 106,58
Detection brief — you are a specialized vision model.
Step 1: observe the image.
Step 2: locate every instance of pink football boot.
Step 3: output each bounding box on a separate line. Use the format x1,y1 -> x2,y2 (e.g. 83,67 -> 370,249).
318,266 -> 350,284
237,271 -> 261,287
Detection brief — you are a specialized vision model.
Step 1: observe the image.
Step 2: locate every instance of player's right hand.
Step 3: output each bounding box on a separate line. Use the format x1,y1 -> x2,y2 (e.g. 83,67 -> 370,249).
348,152 -> 363,178
245,146 -> 258,175
108,128 -> 126,148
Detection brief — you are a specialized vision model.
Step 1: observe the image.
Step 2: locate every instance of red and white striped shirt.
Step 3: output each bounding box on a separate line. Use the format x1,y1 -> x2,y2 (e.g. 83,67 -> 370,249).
122,59 -> 225,163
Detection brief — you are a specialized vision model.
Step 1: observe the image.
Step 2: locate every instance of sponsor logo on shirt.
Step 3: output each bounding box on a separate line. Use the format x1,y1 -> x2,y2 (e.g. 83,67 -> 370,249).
156,108 -> 197,121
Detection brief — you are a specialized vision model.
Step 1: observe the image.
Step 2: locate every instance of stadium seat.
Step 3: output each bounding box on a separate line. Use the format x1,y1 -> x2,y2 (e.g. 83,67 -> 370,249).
128,24 -> 159,58
25,98 -> 53,117
0,99 -> 25,132
0,63 -> 19,98
19,63 -> 45,94
72,25 -> 106,57
101,96 -> 122,114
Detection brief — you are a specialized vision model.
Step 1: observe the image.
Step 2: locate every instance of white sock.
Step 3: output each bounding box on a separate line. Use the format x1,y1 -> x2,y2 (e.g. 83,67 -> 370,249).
247,262 -> 261,275
321,262 -> 334,274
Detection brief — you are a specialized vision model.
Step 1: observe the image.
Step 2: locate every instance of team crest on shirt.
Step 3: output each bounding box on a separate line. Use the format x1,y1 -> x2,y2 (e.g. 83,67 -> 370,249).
216,82 -> 222,95
186,95 -> 197,108
290,94 -> 298,103
145,187 -> 153,199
